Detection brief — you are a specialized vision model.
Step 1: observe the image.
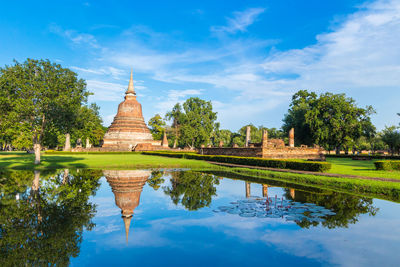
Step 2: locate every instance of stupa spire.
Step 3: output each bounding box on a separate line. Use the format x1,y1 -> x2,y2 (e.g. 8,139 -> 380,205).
126,69 -> 136,95
123,215 -> 132,244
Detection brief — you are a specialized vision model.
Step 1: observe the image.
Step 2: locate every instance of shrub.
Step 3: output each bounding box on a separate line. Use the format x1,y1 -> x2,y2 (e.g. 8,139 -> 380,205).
141,151 -> 331,172
375,161 -> 400,171
327,154 -> 400,160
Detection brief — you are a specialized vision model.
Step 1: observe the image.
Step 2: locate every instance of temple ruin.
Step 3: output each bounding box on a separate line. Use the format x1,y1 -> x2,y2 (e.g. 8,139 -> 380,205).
102,71 -> 161,150
200,128 -> 324,160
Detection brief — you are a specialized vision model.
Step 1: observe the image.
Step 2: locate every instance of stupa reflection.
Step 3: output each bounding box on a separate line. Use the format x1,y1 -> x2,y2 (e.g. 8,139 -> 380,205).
103,170 -> 151,243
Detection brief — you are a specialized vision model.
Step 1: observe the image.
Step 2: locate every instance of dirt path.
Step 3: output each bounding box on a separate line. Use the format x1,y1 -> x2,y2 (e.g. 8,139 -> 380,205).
207,161 -> 400,183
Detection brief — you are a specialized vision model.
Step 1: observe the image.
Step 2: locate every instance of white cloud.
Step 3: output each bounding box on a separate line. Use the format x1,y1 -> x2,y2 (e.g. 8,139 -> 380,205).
156,89 -> 203,115
50,24 -> 100,49
71,66 -> 125,80
86,80 -> 126,101
211,8 -> 266,34
58,0 -> 400,129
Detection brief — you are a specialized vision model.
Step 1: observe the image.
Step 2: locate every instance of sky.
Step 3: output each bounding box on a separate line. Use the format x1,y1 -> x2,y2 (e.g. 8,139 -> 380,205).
0,0 -> 399,131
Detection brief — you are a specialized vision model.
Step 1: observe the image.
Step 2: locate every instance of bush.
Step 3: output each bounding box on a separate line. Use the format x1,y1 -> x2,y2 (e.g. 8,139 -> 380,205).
327,154 -> 400,160
375,161 -> 400,171
142,151 -> 331,172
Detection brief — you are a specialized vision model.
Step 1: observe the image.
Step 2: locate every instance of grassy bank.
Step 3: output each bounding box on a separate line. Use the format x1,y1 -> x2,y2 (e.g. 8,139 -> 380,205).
326,157 -> 400,180
223,167 -> 400,202
0,152 -> 216,170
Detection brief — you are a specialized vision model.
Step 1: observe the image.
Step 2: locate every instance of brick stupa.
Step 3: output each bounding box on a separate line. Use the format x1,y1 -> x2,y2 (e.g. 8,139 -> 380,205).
102,70 -> 158,150
103,170 -> 151,243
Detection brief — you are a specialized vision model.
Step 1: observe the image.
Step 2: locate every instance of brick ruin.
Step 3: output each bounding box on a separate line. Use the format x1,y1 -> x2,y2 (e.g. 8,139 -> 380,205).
200,128 -> 325,160
71,70 -> 171,152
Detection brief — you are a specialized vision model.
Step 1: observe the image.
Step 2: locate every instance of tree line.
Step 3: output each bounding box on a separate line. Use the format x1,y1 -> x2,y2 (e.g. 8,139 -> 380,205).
150,91 -> 400,155
1,58 -> 399,159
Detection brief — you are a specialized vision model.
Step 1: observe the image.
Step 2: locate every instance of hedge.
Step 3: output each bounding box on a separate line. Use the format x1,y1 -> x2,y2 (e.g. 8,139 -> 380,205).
142,151 -> 331,172
326,154 -> 400,160
374,161 -> 400,171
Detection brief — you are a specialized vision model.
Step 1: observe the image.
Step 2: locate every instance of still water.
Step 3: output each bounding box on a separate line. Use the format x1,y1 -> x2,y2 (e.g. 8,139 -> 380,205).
1,169 -> 400,267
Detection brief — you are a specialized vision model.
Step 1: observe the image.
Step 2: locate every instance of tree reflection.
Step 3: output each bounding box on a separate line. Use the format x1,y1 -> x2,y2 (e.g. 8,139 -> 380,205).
147,170 -> 165,191
163,171 -> 220,211
283,189 -> 379,229
0,169 -> 102,266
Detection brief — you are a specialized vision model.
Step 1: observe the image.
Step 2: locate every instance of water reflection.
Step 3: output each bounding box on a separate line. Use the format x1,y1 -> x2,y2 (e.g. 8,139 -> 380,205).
0,169 -> 391,266
282,188 -> 379,228
103,170 -> 150,242
0,169 -> 102,266
162,171 -> 220,211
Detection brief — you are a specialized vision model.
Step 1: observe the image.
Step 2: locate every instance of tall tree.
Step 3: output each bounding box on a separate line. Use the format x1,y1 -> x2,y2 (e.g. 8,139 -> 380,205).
381,126 -> 400,155
0,59 -> 89,163
148,114 -> 166,140
168,97 -> 217,148
165,103 -> 183,148
282,90 -> 317,146
305,93 -> 375,153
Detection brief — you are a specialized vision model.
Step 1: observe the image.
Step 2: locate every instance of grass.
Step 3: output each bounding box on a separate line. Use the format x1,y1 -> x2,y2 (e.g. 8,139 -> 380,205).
1,151 -> 400,201
0,152 -> 216,170
223,167 -> 400,202
326,157 -> 400,179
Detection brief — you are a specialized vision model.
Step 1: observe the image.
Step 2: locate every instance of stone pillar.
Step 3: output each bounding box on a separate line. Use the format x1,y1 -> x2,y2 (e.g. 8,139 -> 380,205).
245,126 -> 251,147
245,182 -> 251,198
289,128 -> 295,147
262,129 -> 268,148
86,138 -> 91,148
218,140 -> 224,148
262,184 -> 268,198
64,133 -> 71,151
290,188 -> 295,199
162,132 -> 169,148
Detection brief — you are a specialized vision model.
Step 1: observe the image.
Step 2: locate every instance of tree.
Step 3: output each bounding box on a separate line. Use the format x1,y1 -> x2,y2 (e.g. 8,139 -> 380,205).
165,103 -> 184,148
381,126 -> 400,155
306,93 -> 375,154
148,114 -> 166,140
282,90 -> 318,146
283,90 -> 375,153
0,59 -> 89,163
169,98 -> 217,148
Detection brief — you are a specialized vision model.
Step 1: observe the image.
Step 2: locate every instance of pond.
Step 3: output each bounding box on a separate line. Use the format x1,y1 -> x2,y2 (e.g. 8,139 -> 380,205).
1,169 -> 400,266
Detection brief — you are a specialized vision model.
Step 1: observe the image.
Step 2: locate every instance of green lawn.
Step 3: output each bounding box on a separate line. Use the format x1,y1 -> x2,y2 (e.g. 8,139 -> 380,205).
327,157 -> 400,180
0,152 -> 215,170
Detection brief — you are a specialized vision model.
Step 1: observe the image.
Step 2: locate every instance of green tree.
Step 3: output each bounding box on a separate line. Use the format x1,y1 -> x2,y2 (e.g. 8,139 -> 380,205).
0,59 -> 89,163
148,114 -> 166,140
172,97 -> 217,148
381,126 -> 400,155
165,103 -> 184,148
282,90 -> 318,146
306,93 -> 375,154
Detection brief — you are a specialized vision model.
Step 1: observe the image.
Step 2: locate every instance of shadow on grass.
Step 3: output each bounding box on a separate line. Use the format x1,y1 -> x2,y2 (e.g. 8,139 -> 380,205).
0,154 -> 87,170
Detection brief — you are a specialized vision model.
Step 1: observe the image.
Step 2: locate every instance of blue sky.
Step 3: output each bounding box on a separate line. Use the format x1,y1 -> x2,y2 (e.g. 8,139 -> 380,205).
1,0 -> 399,131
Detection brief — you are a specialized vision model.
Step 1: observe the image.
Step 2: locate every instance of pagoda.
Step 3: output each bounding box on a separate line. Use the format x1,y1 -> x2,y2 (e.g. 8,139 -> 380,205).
102,70 -> 158,150
103,170 -> 151,243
